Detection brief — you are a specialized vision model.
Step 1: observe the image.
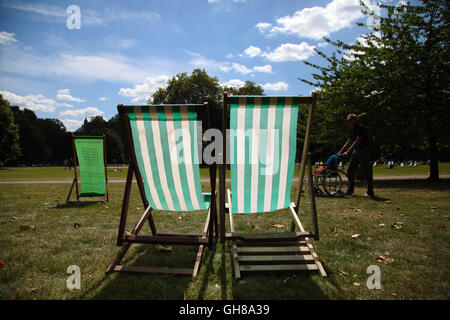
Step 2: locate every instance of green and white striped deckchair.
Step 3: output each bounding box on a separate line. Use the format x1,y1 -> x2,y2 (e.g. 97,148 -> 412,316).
107,103 -> 217,277
221,93 -> 326,278
66,135 -> 109,203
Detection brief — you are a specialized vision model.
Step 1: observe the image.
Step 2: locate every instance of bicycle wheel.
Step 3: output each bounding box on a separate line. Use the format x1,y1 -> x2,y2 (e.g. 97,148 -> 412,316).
322,169 -> 349,197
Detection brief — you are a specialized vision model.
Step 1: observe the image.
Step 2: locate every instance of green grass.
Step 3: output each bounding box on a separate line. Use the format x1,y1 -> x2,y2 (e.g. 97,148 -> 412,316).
1,162 -> 449,181
0,178 -> 449,299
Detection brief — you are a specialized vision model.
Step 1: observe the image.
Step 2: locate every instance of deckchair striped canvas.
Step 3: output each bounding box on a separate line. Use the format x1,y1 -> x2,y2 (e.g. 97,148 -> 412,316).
126,105 -> 208,212
229,96 -> 300,214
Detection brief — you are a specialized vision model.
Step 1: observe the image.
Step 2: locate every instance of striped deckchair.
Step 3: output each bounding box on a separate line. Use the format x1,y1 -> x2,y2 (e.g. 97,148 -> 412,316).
66,135 -> 109,203
220,93 -> 326,278
107,103 -> 217,277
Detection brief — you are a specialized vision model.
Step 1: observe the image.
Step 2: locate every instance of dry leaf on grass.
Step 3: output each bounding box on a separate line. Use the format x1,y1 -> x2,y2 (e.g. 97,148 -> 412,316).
352,208 -> 362,213
339,270 -> 349,275
376,255 -> 394,263
19,225 -> 35,231
269,222 -> 285,229
391,222 -> 403,230
238,280 -> 247,285
351,234 -> 360,239
385,200 -> 392,204
0,260 -> 6,269
73,223 -> 81,229
329,226 -> 339,233
353,282 -> 361,287
156,245 -> 172,253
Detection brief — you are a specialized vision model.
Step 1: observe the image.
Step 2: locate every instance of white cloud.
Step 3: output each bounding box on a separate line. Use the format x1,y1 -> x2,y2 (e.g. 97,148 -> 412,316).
257,0 -> 365,39
98,96 -> 108,101
253,64 -> 272,73
255,22 -> 272,33
261,81 -> 289,91
0,44 -> 164,83
0,1 -> 161,26
56,89 -> 85,102
262,43 -> 316,62
60,119 -> 83,132
231,62 -> 252,74
220,79 -> 287,92
59,106 -> 103,118
118,75 -> 170,103
243,45 -> 262,58
188,52 -> 273,74
187,51 -> 232,72
0,90 -> 75,113
0,31 -> 18,45
221,79 -> 246,88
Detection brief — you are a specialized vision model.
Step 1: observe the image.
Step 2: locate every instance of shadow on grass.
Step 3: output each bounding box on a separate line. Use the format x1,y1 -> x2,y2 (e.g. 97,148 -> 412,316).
370,178 -> 450,191
227,244 -> 333,300
83,244 -> 200,299
54,201 -> 102,209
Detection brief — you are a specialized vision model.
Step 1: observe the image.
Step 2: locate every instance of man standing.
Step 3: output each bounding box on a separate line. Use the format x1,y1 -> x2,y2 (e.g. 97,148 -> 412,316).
337,114 -> 374,197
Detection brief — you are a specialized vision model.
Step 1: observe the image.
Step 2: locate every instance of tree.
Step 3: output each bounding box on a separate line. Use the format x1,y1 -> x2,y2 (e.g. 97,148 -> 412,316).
300,0 -> 449,179
79,115 -> 126,164
223,80 -> 264,96
0,94 -> 21,165
11,107 -> 51,165
152,69 -> 222,129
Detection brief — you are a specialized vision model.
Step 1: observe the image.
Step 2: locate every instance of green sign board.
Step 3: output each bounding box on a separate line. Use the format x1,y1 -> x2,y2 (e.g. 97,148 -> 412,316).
74,137 -> 106,196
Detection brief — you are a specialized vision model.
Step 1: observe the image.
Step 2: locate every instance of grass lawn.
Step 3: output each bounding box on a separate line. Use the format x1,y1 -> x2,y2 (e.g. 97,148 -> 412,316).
1,162 -> 449,181
0,177 -> 449,299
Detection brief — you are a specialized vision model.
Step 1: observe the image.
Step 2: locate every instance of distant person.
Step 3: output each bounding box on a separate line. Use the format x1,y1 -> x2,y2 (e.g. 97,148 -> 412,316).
337,114 -> 374,198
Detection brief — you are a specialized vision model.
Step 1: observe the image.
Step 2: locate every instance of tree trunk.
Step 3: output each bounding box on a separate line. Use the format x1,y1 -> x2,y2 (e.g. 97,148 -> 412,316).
427,126 -> 439,181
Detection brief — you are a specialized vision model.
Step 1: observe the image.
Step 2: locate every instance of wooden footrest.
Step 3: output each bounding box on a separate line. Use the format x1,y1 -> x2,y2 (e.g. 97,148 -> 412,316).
232,241 -> 325,279
112,265 -> 194,275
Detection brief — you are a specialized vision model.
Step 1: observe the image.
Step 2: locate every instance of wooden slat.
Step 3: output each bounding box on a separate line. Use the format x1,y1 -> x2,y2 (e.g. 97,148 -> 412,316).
232,243 -> 241,279
235,240 -> 306,247
237,246 -> 310,255
238,254 -> 314,264
113,265 -> 193,275
231,232 -> 310,241
155,232 -> 203,237
239,264 -> 319,272
123,235 -> 209,245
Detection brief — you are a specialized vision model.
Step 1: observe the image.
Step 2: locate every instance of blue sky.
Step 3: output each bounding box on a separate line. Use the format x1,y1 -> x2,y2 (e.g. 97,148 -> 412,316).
0,0 -> 393,131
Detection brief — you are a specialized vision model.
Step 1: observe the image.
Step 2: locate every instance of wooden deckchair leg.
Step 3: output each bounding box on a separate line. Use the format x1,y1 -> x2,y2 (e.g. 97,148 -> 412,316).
307,154 -> 319,240
66,178 -> 76,203
107,205 -> 154,273
117,163 -> 134,246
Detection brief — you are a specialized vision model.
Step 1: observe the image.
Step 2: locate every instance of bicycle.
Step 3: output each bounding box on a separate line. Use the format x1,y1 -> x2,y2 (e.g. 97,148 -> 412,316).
311,155 -> 349,197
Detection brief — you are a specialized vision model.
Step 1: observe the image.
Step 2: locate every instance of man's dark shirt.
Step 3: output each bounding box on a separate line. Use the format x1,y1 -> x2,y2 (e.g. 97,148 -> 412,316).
349,123 -> 370,150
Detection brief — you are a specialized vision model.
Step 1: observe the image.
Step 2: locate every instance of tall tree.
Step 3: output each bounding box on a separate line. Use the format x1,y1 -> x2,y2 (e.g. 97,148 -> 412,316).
0,94 -> 21,165
151,69 -> 223,129
223,80 -> 264,96
301,0 -> 449,179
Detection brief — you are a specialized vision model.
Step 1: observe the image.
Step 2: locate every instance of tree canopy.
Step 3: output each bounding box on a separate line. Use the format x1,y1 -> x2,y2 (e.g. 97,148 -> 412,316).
300,0 -> 449,179
0,94 -> 21,164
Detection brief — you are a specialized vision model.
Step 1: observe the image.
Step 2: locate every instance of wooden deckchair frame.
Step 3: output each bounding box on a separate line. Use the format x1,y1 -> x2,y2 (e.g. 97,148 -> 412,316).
106,103 -> 218,277
219,93 -> 326,278
66,135 -> 109,203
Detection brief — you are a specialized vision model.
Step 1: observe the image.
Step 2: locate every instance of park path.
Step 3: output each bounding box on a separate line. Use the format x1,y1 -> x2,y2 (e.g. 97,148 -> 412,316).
1,174 -> 449,184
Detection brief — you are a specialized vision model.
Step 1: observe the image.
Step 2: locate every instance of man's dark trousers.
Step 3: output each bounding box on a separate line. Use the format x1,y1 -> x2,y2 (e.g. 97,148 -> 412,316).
347,147 -> 374,195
